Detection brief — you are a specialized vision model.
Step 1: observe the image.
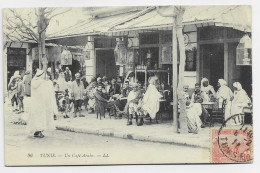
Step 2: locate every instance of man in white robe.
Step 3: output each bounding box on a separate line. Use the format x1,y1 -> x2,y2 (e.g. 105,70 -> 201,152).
216,79 -> 233,121
27,69 -> 58,138
139,76 -> 162,126
186,102 -> 203,134
229,82 -> 251,125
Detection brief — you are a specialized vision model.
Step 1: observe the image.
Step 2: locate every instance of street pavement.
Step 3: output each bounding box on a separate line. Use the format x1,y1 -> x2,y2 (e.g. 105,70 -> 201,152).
5,96 -> 212,148
4,97 -> 210,165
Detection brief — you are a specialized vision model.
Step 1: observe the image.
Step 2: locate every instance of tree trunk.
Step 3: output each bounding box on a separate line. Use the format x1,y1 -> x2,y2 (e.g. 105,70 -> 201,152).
41,30 -> 48,79
38,36 -> 42,69
172,17 -> 178,132
176,8 -> 188,134
37,8 -> 48,79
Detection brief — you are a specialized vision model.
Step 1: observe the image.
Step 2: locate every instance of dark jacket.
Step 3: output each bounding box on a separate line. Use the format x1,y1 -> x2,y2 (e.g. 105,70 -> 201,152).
109,84 -> 121,96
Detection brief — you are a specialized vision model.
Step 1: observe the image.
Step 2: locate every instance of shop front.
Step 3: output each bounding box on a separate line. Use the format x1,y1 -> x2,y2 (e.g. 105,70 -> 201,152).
6,47 -> 27,84
3,41 -> 32,91
197,26 -> 252,95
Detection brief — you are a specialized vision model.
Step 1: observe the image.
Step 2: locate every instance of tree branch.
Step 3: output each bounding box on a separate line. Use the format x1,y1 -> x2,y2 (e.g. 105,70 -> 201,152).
8,9 -> 38,40
48,8 -> 71,20
44,8 -> 57,17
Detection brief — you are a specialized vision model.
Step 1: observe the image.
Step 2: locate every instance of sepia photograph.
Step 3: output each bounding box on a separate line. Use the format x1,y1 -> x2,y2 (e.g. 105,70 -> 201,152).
2,3 -> 254,167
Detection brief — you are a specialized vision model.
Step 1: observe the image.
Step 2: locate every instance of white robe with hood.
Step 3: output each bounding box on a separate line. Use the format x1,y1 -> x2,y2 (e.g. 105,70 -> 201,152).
27,77 -> 58,134
230,82 -> 251,117
141,84 -> 162,119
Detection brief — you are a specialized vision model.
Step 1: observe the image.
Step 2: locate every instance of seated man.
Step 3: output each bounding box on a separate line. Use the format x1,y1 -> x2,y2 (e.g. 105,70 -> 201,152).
191,83 -> 203,103
86,81 -> 97,113
137,81 -> 145,95
201,78 -> 216,102
183,85 -> 190,101
138,76 -> 163,126
186,101 -> 203,134
125,83 -> 142,125
121,81 -> 131,97
191,83 -> 210,127
109,79 -> 121,96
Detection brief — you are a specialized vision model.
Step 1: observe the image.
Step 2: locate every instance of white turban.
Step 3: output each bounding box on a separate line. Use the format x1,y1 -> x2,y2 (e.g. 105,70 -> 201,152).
201,77 -> 209,86
233,82 -> 242,91
148,76 -> 158,85
218,79 -> 227,86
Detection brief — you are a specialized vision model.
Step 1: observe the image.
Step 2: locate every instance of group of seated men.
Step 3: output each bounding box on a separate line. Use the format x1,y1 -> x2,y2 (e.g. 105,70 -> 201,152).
182,77 -> 252,134
92,75 -> 164,126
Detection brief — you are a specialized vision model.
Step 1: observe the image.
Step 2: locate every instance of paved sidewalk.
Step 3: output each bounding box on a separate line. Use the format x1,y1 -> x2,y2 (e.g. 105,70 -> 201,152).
55,112 -> 211,148
5,96 -> 211,149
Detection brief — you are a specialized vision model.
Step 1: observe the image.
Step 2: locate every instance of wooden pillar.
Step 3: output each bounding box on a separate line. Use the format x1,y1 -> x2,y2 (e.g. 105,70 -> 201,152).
144,67 -> 147,90
223,28 -> 229,84
172,17 -> 178,131
51,62 -> 55,80
176,9 -> 188,134
3,46 -> 8,93
224,42 -> 228,82
196,44 -> 200,83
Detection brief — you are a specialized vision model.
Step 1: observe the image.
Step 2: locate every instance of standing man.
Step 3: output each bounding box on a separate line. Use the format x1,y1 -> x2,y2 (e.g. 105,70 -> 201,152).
23,71 -> 32,97
71,73 -> 85,118
64,67 -> 72,82
27,69 -> 58,138
94,83 -> 109,119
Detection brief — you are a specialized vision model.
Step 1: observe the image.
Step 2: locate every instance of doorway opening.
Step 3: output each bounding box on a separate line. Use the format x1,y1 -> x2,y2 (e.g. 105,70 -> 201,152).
7,48 -> 26,85
96,49 -> 116,79
200,43 -> 224,90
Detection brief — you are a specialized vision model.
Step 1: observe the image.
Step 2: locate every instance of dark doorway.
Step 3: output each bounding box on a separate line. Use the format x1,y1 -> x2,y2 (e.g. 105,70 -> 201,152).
7,48 -> 26,85
96,49 -> 116,79
139,47 -> 159,68
241,66 -> 252,98
200,44 -> 224,90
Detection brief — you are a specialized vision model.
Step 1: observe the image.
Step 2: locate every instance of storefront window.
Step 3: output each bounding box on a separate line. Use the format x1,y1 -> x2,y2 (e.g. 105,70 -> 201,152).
198,26 -> 224,41
139,33 -> 159,45
236,35 -> 252,65
185,47 -> 197,71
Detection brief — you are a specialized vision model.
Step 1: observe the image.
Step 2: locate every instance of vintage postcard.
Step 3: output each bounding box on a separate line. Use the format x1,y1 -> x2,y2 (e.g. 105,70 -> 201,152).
2,5 -> 253,166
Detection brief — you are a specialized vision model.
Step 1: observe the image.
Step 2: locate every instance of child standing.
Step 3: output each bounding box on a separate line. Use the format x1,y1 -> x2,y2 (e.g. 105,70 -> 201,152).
16,75 -> 25,114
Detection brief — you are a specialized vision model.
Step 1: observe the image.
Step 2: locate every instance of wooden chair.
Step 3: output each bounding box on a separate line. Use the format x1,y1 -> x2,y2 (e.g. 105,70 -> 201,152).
114,102 -> 127,119
210,99 -> 227,126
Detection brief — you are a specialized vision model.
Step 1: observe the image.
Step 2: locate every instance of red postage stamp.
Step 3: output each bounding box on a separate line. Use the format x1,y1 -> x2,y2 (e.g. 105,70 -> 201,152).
211,126 -> 253,163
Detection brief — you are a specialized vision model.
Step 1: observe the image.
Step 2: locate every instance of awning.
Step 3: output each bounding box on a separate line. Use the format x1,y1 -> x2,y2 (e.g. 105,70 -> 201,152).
47,7 -> 153,39
47,6 -> 251,40
109,6 -> 251,32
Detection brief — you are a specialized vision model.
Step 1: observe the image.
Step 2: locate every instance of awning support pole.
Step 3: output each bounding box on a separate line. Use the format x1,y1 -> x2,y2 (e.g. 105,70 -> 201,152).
172,17 -> 178,131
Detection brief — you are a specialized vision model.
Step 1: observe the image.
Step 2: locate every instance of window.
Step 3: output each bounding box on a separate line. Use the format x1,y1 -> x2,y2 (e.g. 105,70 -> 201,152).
139,33 -> 159,45
198,26 -> 224,41
185,47 -> 197,71
94,37 -> 117,48
7,48 -> 26,67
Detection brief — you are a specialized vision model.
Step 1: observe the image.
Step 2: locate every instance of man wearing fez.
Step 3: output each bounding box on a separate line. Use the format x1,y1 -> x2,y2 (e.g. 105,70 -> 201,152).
71,73 -> 85,118
64,67 -> 72,82
109,78 -> 121,96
